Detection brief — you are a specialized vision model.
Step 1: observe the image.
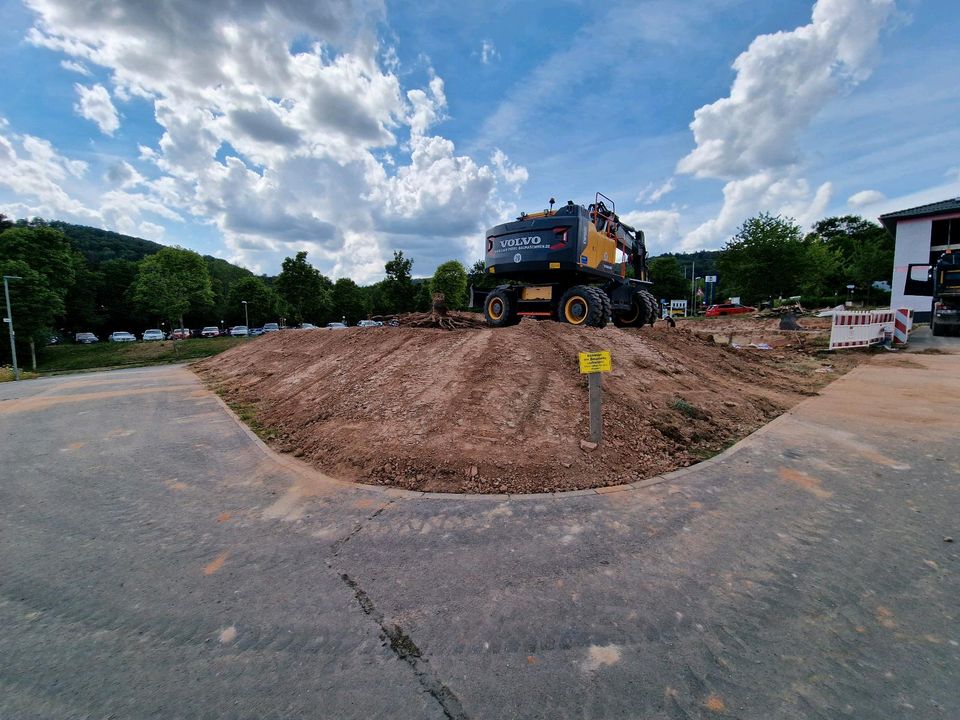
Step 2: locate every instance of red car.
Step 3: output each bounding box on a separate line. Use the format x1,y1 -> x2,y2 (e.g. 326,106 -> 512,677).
705,303 -> 756,317
169,328 -> 192,340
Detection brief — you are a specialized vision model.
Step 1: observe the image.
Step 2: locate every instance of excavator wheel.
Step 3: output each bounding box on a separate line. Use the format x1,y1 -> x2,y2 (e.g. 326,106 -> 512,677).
640,291 -> 659,325
613,296 -> 647,327
484,288 -> 517,327
559,285 -> 606,327
587,287 -> 610,328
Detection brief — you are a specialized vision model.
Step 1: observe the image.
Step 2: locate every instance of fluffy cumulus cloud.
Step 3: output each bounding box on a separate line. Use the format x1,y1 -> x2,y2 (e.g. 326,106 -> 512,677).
620,209 -> 681,255
677,0 -> 894,250
73,83 -> 120,135
847,189 -> 886,208
0,123 -> 97,221
21,0 -> 527,280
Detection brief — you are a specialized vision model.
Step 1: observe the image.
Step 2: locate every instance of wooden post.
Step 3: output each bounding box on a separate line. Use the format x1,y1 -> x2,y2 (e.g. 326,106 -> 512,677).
588,372 -> 602,444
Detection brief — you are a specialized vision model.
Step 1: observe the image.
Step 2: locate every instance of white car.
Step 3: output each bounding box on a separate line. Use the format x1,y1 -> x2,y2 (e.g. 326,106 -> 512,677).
229,325 -> 249,337
325,322 -> 348,330
109,331 -> 136,342
200,326 -> 220,337
356,320 -> 383,328
142,329 -> 164,341
262,322 -> 280,333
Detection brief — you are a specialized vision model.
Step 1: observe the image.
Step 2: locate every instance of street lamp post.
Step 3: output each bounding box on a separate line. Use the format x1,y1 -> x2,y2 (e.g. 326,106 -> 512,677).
3,275 -> 23,381
241,300 -> 249,335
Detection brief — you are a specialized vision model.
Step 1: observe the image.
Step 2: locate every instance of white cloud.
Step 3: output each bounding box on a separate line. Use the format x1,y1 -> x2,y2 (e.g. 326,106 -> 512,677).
683,173 -> 832,250
620,209 -> 681,254
105,160 -> 145,189
60,59 -> 90,76
636,178 -> 675,205
23,0 -> 526,282
481,40 -> 499,64
676,0 -> 894,249
847,189 -> 886,208
73,83 -> 119,135
0,129 -> 98,221
491,148 -> 528,192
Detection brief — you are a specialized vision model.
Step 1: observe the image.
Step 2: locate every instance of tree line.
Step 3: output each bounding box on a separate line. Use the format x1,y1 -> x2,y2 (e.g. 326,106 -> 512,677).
645,213 -> 893,307
0,214 -> 474,365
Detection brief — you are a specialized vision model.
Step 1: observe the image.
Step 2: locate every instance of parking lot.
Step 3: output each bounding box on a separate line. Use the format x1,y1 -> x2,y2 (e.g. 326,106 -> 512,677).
1,346 -> 958,719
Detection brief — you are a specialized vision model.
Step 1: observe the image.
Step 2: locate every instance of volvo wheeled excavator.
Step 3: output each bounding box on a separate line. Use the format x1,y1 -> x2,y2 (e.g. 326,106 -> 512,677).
482,193 -> 658,328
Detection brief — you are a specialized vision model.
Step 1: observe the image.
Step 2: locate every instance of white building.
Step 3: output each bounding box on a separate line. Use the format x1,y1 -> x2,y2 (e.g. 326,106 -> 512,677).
881,198 -> 960,321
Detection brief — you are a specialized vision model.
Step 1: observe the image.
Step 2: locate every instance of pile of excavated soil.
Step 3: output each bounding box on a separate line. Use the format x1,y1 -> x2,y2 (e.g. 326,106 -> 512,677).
193,319 -> 860,494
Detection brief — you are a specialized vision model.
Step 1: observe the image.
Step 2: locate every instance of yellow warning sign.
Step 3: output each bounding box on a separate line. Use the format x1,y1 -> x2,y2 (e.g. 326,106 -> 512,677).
578,350 -> 611,374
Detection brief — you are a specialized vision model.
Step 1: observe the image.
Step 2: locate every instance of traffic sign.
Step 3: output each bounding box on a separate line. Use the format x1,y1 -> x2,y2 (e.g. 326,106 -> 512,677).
705,275 -> 717,283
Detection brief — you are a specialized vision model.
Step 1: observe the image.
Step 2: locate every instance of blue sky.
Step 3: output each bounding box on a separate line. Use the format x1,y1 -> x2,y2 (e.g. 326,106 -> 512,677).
0,0 -> 958,281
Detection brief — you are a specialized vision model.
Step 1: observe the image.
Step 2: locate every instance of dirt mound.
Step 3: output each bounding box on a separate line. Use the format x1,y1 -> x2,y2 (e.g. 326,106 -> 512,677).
193,319 -> 858,494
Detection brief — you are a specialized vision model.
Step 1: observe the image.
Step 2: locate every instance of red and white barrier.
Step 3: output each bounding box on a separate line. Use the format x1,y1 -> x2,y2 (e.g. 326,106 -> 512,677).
893,308 -> 912,345
829,309 -> 895,350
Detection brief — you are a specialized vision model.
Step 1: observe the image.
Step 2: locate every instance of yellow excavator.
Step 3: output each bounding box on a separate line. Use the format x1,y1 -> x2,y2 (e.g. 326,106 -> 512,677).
482,193 -> 658,328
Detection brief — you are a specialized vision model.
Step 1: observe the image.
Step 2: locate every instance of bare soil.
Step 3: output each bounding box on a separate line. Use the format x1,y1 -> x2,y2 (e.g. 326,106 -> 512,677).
193,316 -> 862,494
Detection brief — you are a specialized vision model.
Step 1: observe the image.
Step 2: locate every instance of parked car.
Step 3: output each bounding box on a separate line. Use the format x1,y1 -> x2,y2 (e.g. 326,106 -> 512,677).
75,332 -> 99,344
169,328 -> 192,340
47,334 -> 62,346
108,331 -> 136,342
704,303 -> 757,317
229,325 -> 249,337
325,322 -> 348,330
142,329 -> 165,341
262,322 -> 280,333
298,322 -> 318,329
200,326 -> 220,338
356,320 -> 383,328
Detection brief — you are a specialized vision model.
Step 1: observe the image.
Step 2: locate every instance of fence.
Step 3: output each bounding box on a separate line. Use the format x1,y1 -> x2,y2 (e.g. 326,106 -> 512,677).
828,308 -> 912,350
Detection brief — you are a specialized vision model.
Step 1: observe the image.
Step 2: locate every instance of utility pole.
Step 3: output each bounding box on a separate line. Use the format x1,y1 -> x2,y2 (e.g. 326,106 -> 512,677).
3,275 -> 22,381
690,259 -> 696,316
242,300 -> 249,335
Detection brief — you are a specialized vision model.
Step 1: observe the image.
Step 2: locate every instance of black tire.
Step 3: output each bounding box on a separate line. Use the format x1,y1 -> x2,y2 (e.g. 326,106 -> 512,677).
613,295 -> 648,327
587,287 -> 610,328
558,285 -> 605,327
484,288 -> 515,327
640,290 -> 659,325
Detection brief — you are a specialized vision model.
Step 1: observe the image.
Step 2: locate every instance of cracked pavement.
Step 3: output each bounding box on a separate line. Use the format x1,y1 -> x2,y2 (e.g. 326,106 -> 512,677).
1,344 -> 958,719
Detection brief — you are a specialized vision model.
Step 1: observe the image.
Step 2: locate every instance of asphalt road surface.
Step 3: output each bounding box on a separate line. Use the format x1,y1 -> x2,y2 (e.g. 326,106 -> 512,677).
1,346 -> 958,719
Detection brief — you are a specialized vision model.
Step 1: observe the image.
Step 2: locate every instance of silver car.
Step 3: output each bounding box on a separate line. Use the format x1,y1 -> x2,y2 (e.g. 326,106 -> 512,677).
142,329 -> 164,341
109,331 -> 136,342
230,325 -> 249,337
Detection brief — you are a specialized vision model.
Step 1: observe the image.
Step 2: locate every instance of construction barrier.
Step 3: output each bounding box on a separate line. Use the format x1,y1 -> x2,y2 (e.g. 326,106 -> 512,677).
893,308 -> 913,345
829,309 -> 895,350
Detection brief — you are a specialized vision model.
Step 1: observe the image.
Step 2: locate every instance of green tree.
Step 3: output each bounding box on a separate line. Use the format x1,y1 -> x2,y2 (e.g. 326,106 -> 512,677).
647,256 -> 688,302
716,214 -> 808,303
274,251 -> 331,324
467,258 -> 497,292
0,260 -> 63,368
430,260 -> 469,310
382,250 -> 415,313
414,281 -> 433,312
132,247 -> 214,330
226,276 -> 283,326
329,278 -> 369,324
810,215 -> 893,300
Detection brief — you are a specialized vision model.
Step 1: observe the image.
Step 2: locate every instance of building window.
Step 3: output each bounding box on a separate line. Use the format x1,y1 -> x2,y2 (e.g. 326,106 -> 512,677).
931,218 -> 960,247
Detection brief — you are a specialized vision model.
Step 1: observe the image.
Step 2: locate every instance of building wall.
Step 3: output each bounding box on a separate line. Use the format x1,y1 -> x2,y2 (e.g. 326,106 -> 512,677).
891,218 -> 933,315
890,212 -> 960,319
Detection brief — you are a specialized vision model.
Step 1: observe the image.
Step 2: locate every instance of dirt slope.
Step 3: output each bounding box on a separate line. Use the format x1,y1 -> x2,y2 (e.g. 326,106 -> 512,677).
193,319 -> 857,493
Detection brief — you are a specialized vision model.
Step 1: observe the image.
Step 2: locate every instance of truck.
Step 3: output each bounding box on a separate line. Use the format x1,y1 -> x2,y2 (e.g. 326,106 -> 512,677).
481,193 -> 658,328
905,250 -> 960,336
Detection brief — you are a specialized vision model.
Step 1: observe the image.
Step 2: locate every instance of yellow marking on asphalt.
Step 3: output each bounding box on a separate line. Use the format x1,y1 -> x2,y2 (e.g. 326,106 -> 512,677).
165,479 -> 190,492
704,695 -> 726,713
0,385 -> 197,414
61,442 -> 85,451
203,551 -> 229,576
778,467 -> 833,499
